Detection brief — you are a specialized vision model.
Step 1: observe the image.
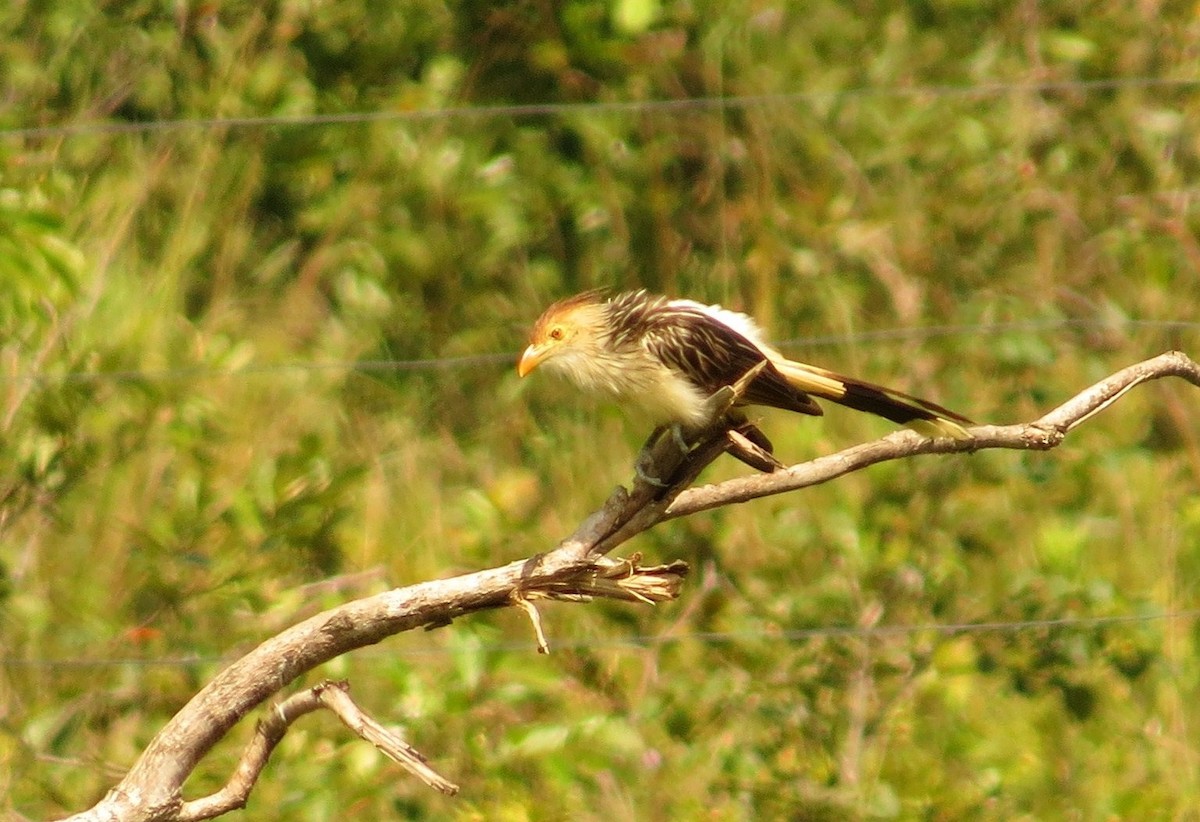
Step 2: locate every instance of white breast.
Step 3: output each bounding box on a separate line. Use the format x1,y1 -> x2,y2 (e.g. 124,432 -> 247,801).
543,344 -> 711,426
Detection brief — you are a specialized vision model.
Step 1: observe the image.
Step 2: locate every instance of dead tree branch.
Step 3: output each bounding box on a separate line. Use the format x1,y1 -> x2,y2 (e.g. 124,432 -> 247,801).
668,350 -> 1200,518
174,681 -> 458,822
62,351 -> 1199,822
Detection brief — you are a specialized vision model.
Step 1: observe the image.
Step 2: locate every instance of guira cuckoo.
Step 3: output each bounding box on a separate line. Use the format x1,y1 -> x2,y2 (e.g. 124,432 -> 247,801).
518,290 -> 971,467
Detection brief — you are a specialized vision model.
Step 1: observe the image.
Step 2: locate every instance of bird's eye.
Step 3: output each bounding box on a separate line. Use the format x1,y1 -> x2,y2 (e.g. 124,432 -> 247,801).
549,326 -> 564,341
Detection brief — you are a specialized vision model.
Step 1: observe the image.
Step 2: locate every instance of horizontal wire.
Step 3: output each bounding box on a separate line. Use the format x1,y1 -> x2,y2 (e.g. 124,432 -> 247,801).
40,351 -> 517,385
788,317 -> 1200,347
12,317 -> 1198,388
3,75 -> 1198,141
4,609 -> 1194,670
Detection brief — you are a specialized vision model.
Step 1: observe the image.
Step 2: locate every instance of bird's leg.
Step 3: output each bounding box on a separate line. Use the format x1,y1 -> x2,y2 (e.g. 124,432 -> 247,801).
669,422 -> 694,454
634,461 -> 669,488
637,424 -> 667,456
634,362 -> 771,490
634,424 -> 699,488
633,420 -> 705,484
634,425 -> 670,488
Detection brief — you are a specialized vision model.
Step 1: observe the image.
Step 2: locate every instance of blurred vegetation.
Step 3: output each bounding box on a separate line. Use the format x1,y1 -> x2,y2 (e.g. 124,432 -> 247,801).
2,1 -> 1199,819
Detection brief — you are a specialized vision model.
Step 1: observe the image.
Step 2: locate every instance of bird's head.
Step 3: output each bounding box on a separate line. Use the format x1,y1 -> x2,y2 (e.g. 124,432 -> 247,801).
517,291 -> 608,378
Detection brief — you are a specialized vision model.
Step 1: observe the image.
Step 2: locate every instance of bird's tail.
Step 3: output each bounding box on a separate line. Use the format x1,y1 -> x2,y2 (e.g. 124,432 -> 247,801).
774,359 -> 973,440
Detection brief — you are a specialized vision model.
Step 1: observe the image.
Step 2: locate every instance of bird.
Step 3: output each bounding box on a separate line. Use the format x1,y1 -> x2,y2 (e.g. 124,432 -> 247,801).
517,291 -> 972,461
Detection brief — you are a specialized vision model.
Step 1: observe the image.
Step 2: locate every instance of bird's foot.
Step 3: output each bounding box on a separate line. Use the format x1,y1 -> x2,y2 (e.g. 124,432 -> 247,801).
633,425 -> 669,488
633,458 -> 669,488
669,422 -> 694,455
633,423 -> 699,489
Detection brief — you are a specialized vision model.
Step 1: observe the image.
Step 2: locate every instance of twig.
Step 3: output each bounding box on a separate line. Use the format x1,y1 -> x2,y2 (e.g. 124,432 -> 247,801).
513,594 -> 551,654
316,682 -> 459,796
173,686 -> 325,821
174,682 -> 457,821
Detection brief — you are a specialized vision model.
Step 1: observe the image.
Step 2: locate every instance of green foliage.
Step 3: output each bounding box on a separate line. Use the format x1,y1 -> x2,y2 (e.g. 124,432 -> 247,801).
2,1 -> 1199,819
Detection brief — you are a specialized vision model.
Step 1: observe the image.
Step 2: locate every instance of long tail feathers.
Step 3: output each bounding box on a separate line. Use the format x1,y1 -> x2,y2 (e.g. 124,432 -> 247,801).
773,359 -> 973,441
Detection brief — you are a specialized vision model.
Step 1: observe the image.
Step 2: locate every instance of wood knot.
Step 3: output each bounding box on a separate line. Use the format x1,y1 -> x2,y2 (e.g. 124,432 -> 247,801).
1025,423 -> 1065,449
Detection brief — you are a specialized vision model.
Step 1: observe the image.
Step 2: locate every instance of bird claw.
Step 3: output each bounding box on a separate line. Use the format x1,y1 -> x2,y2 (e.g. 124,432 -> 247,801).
633,423 -> 699,489
634,458 -> 669,488
669,423 -> 694,454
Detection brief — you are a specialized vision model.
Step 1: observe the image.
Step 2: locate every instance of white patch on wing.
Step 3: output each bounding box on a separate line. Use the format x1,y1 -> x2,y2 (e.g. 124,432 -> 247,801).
666,299 -> 784,361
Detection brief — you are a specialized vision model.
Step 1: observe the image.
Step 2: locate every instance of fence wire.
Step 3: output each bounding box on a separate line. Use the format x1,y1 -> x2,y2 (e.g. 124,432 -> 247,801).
10,317 -> 1199,389
3,609 -> 1194,670
4,75 -> 1198,141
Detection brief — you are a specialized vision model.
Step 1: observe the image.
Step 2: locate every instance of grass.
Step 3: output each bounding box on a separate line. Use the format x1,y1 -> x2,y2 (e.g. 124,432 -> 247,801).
3,1 -> 1200,818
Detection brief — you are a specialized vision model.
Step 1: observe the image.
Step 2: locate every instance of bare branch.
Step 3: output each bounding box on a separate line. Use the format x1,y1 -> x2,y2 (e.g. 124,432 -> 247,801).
61,351 -> 1199,822
666,351 -> 1200,519
63,556 -> 690,822
315,683 -> 459,797
175,682 -> 457,821
173,687 -> 326,821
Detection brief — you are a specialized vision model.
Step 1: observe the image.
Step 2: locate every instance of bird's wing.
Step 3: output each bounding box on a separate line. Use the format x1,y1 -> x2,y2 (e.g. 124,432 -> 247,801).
640,305 -> 824,417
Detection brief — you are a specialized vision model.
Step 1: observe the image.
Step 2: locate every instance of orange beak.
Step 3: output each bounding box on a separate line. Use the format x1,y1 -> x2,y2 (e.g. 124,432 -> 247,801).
517,344 -> 544,378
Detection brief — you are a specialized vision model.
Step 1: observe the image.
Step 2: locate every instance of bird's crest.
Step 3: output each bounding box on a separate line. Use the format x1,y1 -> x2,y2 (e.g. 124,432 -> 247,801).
529,289 -> 608,342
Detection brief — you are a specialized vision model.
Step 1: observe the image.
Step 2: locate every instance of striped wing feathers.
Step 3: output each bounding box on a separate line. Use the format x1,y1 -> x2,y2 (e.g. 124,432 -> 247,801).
630,302 -> 824,417
598,290 -> 971,440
